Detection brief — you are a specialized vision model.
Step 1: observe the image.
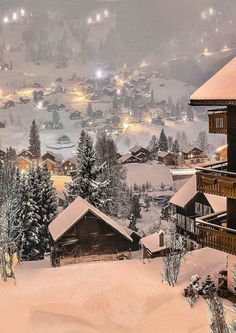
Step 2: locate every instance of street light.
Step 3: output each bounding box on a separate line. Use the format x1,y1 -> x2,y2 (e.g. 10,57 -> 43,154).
3,16 -> 9,24
96,13 -> 101,22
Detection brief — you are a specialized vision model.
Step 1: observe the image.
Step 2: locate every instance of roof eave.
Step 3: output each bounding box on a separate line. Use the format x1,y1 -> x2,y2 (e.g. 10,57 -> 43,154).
190,99 -> 236,107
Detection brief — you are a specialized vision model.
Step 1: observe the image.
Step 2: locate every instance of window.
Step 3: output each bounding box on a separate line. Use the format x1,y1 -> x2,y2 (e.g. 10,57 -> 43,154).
203,205 -> 211,215
215,117 -> 224,129
159,233 -> 164,247
195,202 -> 203,215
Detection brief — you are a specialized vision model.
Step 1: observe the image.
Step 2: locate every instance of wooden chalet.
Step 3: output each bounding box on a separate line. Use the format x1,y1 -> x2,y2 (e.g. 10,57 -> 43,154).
61,157 -> 77,175
170,174 -> 226,249
42,158 -> 57,173
129,145 -> 150,162
18,149 -> 34,160
189,56 -> 236,292
117,153 -> 141,165
42,151 -> 57,162
157,151 -> 175,165
181,145 -> 204,160
17,156 -> 32,172
140,231 -> 166,259
49,196 -> 133,266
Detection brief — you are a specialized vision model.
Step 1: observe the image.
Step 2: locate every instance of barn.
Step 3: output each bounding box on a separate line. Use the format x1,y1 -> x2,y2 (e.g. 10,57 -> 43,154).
49,197 -> 133,266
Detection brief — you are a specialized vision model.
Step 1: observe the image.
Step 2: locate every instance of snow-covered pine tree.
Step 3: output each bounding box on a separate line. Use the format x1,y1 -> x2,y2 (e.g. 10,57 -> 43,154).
197,131 -> 208,153
113,95 -> 118,110
128,213 -> 137,231
39,165 -> 58,252
147,135 -> 158,157
150,89 -> 155,108
21,169 -> 43,261
29,119 -> 41,158
202,275 -> 217,298
159,129 -> 168,151
0,162 -> 23,281
130,195 -> 141,219
86,102 -> 93,116
180,131 -> 188,148
52,110 -> 60,125
172,139 -> 180,156
66,132 -> 110,210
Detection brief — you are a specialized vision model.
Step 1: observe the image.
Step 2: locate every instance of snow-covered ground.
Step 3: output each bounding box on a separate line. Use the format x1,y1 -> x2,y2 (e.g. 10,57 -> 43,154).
0,248 -> 228,333
126,161 -> 174,188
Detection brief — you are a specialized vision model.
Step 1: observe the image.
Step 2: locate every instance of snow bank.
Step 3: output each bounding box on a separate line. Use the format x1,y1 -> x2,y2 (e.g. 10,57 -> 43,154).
0,248 -> 227,333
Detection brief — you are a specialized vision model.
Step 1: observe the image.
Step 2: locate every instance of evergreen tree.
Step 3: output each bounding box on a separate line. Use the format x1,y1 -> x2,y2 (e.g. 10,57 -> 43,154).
95,131 -> 131,217
128,213 -> 137,231
113,95 -> 118,110
197,131 -> 208,152
172,139 -> 180,156
202,275 -> 217,298
168,136 -> 173,151
86,102 -> 93,116
147,135 -> 158,157
150,89 -> 155,108
180,131 -> 188,148
39,165 -> 58,252
159,129 -> 168,151
29,120 -> 41,158
130,195 -> 141,219
21,170 -> 43,261
66,132 -> 109,210
187,105 -> 194,121
52,110 -> 60,125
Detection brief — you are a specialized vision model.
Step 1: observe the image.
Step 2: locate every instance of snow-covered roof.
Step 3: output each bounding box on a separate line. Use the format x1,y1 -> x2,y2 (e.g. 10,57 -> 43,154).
42,151 -> 57,158
158,151 -> 172,158
129,145 -> 146,154
61,157 -> 77,166
140,231 -> 165,253
49,196 -> 133,242
170,174 -> 226,211
181,145 -> 203,154
170,175 -> 197,207
190,56 -> 236,106
204,194 -> 226,212
117,153 -> 140,164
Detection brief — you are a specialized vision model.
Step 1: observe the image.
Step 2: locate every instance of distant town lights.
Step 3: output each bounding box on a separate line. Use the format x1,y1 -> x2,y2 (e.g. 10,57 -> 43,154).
96,13 -> 101,22
104,9 -> 109,18
96,69 -> 103,79
87,17 -> 92,24
20,9 -> 25,17
3,16 -> 8,23
209,8 -> 214,16
12,12 -> 17,20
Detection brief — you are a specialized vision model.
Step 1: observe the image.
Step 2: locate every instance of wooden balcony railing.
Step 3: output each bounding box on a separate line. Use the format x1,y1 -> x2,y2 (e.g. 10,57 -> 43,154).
208,111 -> 227,134
196,166 -> 236,199
196,211 -> 236,255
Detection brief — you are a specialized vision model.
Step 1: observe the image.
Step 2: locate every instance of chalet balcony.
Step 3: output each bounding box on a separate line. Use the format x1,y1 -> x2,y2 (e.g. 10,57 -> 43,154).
196,163 -> 236,199
196,211 -> 236,255
208,110 -> 227,134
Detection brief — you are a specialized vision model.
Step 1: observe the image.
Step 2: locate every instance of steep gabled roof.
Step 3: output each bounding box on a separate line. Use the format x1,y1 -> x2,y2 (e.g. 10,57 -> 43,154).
190,56 -> 236,106
117,153 -> 140,164
170,174 -> 226,211
158,151 -> 172,158
181,145 -> 203,154
49,196 -> 133,242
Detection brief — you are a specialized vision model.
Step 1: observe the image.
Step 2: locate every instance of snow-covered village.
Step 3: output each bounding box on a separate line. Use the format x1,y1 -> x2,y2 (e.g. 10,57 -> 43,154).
2,1 -> 236,332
